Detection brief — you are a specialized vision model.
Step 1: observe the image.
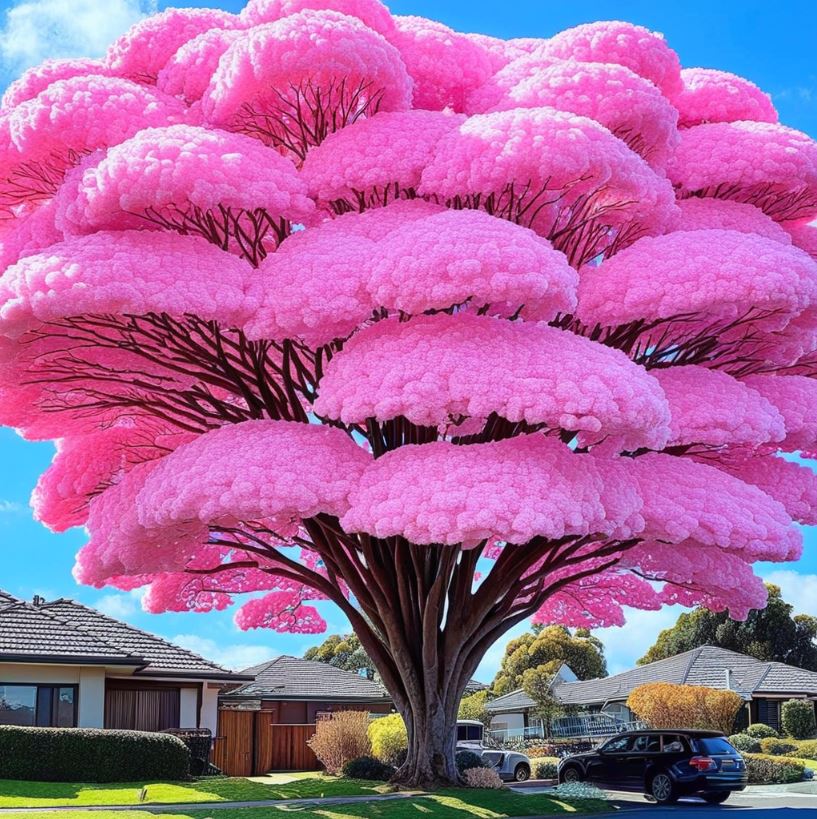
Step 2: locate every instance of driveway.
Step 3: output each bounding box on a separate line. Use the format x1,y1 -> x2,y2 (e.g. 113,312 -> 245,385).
513,783 -> 817,815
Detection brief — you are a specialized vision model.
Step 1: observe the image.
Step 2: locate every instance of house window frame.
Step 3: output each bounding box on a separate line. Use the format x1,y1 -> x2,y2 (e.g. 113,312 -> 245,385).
0,682 -> 78,728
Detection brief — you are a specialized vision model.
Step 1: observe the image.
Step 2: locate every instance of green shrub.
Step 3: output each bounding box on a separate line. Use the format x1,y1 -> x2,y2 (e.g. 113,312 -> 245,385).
759,737 -> 798,756
728,733 -> 760,753
782,699 -> 817,740
368,714 -> 407,763
795,739 -> 817,760
455,750 -> 485,774
746,723 -> 778,739
530,756 -> 559,779
743,753 -> 805,784
0,725 -> 189,783
341,755 -> 395,781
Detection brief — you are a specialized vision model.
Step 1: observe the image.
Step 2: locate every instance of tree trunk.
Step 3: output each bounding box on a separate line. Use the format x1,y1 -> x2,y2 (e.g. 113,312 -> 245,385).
391,673 -> 461,788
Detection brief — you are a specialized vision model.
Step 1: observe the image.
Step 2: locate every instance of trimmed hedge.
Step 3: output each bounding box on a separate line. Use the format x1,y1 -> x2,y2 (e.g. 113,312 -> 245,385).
341,756 -> 395,781
782,699 -> 817,740
728,733 -> 760,753
759,737 -> 798,756
0,725 -> 190,782
796,739 -> 817,760
530,756 -> 559,779
743,753 -> 805,784
745,723 -> 778,739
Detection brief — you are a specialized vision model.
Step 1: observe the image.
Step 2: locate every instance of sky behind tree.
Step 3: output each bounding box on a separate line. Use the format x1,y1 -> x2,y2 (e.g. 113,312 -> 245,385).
0,0 -> 815,678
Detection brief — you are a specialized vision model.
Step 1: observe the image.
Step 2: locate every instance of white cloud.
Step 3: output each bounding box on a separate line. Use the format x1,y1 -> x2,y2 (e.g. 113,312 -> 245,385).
0,500 -> 24,515
94,588 -> 144,620
595,606 -> 684,675
170,634 -> 277,672
761,569 -> 817,618
0,0 -> 154,75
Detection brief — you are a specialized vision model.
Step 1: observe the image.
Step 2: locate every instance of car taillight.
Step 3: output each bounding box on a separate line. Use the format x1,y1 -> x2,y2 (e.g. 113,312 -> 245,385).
689,756 -> 717,772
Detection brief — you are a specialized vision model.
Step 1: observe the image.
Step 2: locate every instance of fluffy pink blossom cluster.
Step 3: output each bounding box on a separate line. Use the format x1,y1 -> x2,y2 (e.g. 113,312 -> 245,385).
1,4 -> 816,768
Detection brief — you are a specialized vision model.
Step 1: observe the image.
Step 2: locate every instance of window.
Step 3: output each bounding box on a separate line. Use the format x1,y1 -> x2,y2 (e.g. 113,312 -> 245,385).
456,724 -> 483,742
633,734 -> 661,752
693,737 -> 736,755
662,734 -> 686,753
0,684 -> 76,727
602,735 -> 634,753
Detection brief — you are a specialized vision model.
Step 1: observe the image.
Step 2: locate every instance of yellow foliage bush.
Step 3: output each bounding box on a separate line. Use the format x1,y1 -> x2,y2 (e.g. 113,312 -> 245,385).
306,711 -> 371,774
368,713 -> 408,763
627,682 -> 742,734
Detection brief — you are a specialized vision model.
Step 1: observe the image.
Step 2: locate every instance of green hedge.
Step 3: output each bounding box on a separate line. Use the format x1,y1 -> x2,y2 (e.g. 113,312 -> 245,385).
529,756 -> 559,779
728,733 -> 760,753
781,699 -> 817,740
743,753 -> 805,784
745,723 -> 778,739
759,737 -> 798,756
0,726 -> 190,782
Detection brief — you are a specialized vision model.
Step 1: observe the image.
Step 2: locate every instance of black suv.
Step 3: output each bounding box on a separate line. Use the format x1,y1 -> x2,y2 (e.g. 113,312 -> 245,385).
557,729 -> 747,804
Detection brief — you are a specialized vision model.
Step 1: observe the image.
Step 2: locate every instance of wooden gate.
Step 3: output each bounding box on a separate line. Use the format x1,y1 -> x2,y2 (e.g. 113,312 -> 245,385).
212,708 -> 319,775
212,709 -> 255,776
257,722 -> 320,772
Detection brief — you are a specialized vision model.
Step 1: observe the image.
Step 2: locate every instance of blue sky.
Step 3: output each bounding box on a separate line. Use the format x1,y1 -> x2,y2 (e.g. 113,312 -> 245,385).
1,0 -> 816,679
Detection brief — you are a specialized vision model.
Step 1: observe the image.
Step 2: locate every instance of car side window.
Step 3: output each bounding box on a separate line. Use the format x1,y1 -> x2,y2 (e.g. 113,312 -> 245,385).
662,734 -> 686,753
633,735 -> 661,752
603,736 -> 634,753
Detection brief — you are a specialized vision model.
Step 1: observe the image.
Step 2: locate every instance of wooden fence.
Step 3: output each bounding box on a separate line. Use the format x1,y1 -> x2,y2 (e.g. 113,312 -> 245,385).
212,709 -> 319,776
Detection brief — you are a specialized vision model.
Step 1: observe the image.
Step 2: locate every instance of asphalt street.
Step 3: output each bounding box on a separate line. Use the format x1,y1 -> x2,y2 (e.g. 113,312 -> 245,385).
601,788 -> 817,816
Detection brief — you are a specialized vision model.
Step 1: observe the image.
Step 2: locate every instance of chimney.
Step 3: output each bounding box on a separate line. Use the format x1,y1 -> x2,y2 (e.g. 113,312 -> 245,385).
724,668 -> 732,690
32,595 -> 45,607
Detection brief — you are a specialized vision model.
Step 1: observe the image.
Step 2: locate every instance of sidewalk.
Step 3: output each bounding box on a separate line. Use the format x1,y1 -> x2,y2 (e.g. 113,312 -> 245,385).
0,791 -> 427,814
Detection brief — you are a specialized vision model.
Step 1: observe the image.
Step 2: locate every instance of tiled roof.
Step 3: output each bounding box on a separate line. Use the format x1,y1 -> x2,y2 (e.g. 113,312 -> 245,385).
753,661 -> 817,694
485,688 -> 535,713
225,655 -> 392,701
465,679 -> 488,693
0,591 -> 247,680
0,602 -> 141,664
39,599 -> 238,677
0,591 -> 19,609
534,646 -> 817,708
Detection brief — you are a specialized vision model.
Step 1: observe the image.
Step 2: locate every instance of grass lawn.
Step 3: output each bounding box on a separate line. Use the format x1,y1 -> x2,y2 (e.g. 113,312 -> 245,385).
0,773 -> 383,808
0,789 -> 608,819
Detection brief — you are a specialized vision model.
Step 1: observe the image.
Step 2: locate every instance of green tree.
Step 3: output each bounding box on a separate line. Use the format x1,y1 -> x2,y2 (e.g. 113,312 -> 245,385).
491,625 -> 607,695
458,689 -> 491,726
639,584 -> 817,669
304,633 -> 375,679
521,666 -> 564,737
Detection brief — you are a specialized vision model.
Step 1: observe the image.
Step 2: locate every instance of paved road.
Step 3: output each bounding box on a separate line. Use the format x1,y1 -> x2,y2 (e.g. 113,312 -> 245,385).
601,788 -> 817,815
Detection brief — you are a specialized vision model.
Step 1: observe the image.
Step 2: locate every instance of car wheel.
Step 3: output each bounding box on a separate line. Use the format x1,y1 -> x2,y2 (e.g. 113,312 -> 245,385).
514,763 -> 530,782
560,765 -> 582,784
649,772 -> 677,805
704,792 -> 730,804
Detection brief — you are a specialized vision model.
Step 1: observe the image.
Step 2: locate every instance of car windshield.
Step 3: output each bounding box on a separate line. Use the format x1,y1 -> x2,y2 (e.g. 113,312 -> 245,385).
693,737 -> 737,755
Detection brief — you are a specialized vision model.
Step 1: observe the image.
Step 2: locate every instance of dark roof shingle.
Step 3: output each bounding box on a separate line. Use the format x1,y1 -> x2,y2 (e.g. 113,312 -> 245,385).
225,655 -> 392,701
0,591 -> 247,679
0,602 -> 141,664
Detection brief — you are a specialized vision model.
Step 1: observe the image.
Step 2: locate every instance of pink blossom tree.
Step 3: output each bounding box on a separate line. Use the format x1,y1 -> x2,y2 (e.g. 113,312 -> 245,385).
2,4 -> 817,787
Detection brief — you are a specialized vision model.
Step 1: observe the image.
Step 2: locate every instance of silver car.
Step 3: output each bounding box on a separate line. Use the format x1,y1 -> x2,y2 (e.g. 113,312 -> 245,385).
455,719 -> 532,782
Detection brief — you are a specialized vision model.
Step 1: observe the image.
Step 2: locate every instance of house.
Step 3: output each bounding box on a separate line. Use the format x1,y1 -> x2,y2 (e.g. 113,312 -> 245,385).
0,591 -> 250,734
220,654 -> 393,721
486,646 -> 817,739
214,655 -> 393,775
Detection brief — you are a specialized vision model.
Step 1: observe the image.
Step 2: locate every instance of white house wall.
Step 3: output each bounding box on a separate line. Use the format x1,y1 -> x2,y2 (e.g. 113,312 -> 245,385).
201,683 -> 220,735
78,667 -> 106,727
180,687 -> 199,729
490,711 -> 525,732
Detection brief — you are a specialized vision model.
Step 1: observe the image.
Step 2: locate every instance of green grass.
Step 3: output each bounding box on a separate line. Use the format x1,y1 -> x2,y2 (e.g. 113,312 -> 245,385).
0,774 -> 382,808
0,789 -> 607,819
